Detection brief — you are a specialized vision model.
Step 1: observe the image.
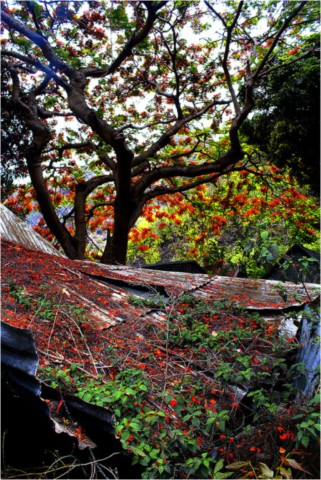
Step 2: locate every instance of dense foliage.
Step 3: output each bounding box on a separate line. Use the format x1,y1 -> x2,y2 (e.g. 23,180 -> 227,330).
2,0 -> 319,264
242,56 -> 320,195
125,167 -> 320,276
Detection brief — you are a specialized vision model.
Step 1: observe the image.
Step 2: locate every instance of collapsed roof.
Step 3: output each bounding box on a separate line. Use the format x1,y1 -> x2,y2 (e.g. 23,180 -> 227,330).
2,236 -> 319,398
1,208 -> 320,478
2,238 -> 319,331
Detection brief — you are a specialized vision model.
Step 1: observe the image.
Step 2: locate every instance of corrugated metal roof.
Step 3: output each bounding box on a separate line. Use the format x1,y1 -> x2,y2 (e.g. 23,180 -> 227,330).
0,204 -> 65,257
76,262 -> 320,311
1,239 -> 151,330
265,243 -> 320,284
1,204 -> 318,312
142,260 -> 207,274
2,237 -> 320,474
3,237 -> 319,365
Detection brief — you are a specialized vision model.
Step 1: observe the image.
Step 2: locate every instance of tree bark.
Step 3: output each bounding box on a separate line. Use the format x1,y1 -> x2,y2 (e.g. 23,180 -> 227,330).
74,184 -> 88,259
27,157 -> 79,259
101,202 -> 131,265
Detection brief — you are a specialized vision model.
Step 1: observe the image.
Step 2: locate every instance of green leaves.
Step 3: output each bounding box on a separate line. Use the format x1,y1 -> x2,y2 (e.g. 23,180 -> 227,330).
15,36 -> 32,49
205,410 -> 230,433
109,4 -> 130,31
257,462 -> 274,478
226,460 -> 251,470
185,453 -> 225,478
295,413 -> 321,448
32,277 -> 319,479
130,445 -> 146,457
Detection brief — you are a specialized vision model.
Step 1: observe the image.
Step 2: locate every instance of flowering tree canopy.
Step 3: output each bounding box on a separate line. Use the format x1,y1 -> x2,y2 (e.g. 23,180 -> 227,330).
1,1 -> 319,264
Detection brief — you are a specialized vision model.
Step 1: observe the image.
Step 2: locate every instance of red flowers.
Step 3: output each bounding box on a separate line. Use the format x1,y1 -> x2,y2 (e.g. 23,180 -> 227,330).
157,222 -> 167,230
269,198 -> 281,207
307,228 -> 316,236
278,427 -> 295,440
191,396 -> 201,405
249,446 -> 261,453
169,398 -> 178,407
288,48 -> 299,55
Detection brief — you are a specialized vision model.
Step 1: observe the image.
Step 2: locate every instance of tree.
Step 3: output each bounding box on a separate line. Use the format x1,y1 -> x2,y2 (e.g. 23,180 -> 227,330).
1,1 -> 319,264
126,166 -> 320,276
242,55 -> 320,194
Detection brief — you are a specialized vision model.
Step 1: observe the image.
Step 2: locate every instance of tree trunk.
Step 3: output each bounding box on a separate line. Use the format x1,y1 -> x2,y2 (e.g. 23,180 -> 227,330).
27,158 -> 79,259
100,202 -> 131,264
100,144 -> 135,264
13,88 -> 81,260
74,184 -> 88,259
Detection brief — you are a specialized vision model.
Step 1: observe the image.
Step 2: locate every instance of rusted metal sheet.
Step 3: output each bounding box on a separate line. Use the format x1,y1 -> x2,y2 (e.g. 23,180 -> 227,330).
294,303 -> 320,398
1,239 -> 152,332
59,282 -> 142,329
1,321 -> 99,449
0,204 -> 65,257
77,262 -> 320,311
3,208 -> 319,475
1,204 -> 318,312
1,233 -> 320,471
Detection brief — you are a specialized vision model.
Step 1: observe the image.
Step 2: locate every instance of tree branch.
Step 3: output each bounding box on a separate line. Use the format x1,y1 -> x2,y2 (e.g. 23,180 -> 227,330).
2,49 -> 69,89
133,147 -> 243,199
204,2 -> 228,29
253,1 -> 308,81
85,175 -> 114,195
223,1 -> 244,65
81,1 -> 168,78
47,141 -> 95,159
117,116 -> 177,133
98,152 -> 117,173
37,107 -> 73,119
132,98 -> 229,167
142,172 -> 223,202
160,20 -> 184,118
218,2 -> 244,116
256,47 -> 318,80
2,60 -> 21,103
1,8 -> 72,76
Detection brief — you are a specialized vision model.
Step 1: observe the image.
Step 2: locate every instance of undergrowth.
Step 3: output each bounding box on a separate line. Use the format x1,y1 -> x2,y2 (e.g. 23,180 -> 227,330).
7,281 -> 321,479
